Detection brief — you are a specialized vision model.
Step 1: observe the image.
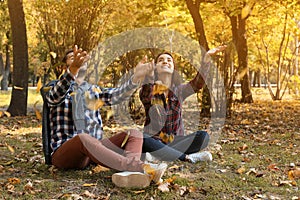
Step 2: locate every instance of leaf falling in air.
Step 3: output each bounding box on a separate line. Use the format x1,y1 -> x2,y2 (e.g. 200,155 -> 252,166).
34,101 -> 42,120
241,4 -> 251,19
36,78 -> 42,93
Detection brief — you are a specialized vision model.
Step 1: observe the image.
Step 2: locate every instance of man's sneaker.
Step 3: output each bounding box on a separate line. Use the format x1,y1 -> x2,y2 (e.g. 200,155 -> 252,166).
144,163 -> 168,183
187,151 -> 213,163
112,171 -> 150,188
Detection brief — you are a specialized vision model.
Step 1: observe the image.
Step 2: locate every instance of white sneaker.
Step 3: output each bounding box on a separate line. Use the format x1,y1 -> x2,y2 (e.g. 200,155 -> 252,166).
145,152 -> 159,163
144,163 -> 168,183
187,151 -> 213,163
112,171 -> 150,188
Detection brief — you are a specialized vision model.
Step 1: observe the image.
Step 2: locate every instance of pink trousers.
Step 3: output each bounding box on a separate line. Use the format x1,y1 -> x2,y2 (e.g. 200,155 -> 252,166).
51,129 -> 144,172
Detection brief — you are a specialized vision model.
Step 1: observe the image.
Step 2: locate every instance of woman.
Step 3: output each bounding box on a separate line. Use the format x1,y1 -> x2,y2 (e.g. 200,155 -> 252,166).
140,46 -> 226,163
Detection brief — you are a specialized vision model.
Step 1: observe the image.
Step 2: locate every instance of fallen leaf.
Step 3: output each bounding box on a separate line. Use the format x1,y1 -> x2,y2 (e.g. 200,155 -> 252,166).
4,111 -> 11,117
132,190 -> 145,194
236,166 -> 246,174
7,177 -> 21,185
278,180 -> 297,187
92,164 -> 110,173
24,181 -> 33,191
5,143 -> 15,154
157,182 -> 170,192
288,168 -> 300,180
267,163 -> 280,171
82,183 -> 97,187
81,190 -> 96,198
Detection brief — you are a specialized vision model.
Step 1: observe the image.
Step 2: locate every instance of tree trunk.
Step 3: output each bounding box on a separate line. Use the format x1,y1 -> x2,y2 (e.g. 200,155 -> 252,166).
230,14 -> 253,103
1,44 -> 10,90
7,0 -> 29,116
185,0 -> 212,117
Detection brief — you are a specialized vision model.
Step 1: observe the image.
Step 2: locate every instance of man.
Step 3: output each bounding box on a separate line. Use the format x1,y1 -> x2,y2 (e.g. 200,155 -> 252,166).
46,45 -> 167,186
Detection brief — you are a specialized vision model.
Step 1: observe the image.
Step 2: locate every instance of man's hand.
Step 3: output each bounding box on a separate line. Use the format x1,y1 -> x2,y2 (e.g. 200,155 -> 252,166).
69,45 -> 89,76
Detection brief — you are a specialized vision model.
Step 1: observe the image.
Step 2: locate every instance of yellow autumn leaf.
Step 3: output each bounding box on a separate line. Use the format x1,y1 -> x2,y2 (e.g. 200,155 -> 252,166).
288,168 -> 300,180
50,51 -> 57,59
82,183 -> 97,187
152,84 -> 168,95
42,86 -> 51,93
5,143 -> 15,154
4,111 -> 11,117
143,164 -> 156,180
92,164 -> 110,173
106,109 -> 114,120
241,4 -> 251,19
121,131 -> 130,148
36,78 -> 42,93
34,101 -> 42,120
0,111 -> 4,118
236,166 -> 246,174
85,91 -> 105,110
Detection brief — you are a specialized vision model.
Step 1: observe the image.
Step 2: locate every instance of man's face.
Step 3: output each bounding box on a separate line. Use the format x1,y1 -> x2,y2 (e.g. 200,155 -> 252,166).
155,54 -> 174,75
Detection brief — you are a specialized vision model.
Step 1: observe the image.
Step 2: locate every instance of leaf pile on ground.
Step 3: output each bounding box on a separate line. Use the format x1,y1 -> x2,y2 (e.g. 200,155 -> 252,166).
0,99 -> 300,199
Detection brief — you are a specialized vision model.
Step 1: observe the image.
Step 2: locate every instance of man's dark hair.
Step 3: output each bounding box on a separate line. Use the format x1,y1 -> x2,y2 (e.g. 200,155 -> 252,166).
62,49 -> 73,63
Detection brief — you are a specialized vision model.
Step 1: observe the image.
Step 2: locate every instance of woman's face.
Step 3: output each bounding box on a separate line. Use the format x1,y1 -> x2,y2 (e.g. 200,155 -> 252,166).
155,54 -> 174,75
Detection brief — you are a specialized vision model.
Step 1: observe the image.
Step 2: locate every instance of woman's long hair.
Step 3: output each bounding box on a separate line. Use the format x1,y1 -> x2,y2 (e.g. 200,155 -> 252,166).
154,52 -> 182,87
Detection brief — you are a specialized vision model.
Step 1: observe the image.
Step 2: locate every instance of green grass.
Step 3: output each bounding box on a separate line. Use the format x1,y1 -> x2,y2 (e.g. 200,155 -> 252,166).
0,88 -> 300,199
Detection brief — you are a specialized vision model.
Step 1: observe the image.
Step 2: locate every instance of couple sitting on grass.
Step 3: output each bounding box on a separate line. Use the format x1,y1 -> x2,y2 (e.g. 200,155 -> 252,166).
45,45 -> 225,188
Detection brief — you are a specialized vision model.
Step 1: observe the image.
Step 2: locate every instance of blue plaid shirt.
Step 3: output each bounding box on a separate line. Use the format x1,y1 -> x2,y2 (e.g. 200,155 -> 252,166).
46,72 -> 138,152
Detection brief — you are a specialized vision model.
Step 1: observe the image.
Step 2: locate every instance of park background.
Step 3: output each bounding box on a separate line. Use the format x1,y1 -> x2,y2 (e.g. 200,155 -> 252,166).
0,0 -> 300,199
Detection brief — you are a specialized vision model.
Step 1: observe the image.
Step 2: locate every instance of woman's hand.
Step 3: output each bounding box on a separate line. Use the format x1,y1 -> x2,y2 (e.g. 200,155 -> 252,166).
206,45 -> 227,56
132,56 -> 155,84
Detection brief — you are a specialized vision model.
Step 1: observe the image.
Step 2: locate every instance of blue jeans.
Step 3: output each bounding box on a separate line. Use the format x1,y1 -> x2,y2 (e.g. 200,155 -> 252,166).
142,131 -> 210,162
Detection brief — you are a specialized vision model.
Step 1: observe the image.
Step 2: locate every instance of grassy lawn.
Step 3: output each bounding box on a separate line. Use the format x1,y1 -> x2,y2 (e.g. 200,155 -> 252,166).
0,88 -> 299,199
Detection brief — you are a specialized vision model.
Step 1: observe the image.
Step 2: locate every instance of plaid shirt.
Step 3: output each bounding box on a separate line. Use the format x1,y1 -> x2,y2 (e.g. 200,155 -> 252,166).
140,72 -> 204,140
46,72 -> 138,152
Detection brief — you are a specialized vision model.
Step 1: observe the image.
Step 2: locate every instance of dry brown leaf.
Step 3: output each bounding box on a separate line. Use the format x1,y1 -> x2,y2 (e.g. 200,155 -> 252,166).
81,190 -> 96,198
49,165 -> 58,176
7,177 -> 21,185
267,163 -> 280,171
24,181 -> 33,191
238,144 -> 248,151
